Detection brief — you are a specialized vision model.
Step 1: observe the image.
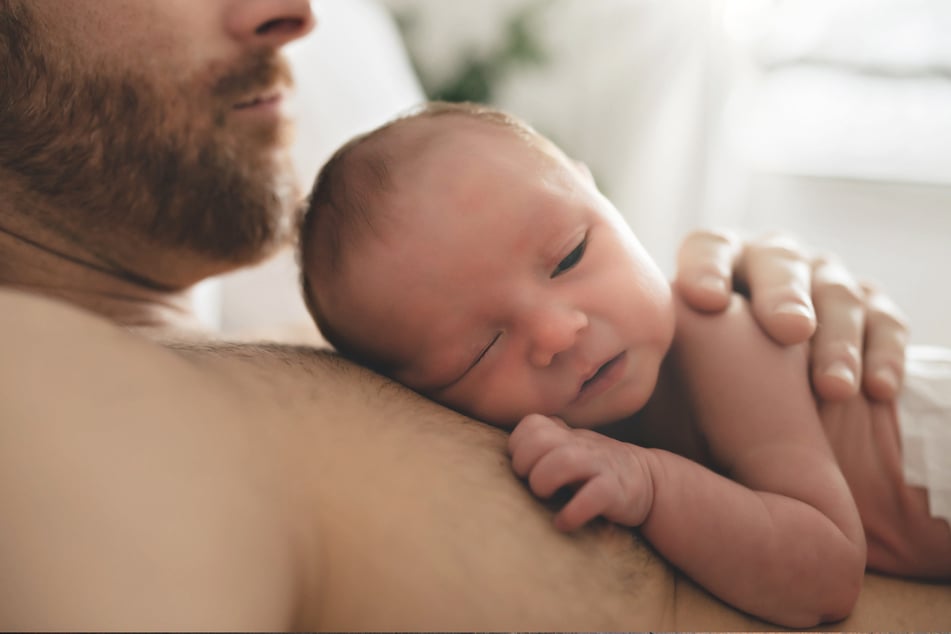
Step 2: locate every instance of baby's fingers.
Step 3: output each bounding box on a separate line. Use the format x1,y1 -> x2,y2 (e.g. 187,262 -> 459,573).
527,445 -> 597,500
553,474 -> 615,532
508,414 -> 570,478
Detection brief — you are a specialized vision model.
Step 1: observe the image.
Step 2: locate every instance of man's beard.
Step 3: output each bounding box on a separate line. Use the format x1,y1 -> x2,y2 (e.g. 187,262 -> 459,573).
0,5 -> 301,275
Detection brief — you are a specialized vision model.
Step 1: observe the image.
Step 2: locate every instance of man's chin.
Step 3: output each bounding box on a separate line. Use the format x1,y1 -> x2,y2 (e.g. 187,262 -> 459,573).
142,219 -> 295,289
154,140 -> 302,263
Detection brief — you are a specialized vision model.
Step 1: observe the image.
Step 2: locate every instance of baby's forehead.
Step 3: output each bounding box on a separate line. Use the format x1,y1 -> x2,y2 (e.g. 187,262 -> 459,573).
397,113 -> 556,169
383,117 -> 582,241
335,112 -> 579,279
399,121 -> 562,202
328,132 -> 588,386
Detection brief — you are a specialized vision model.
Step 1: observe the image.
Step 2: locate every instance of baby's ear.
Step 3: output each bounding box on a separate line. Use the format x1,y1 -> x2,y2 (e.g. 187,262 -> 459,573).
572,159 -> 595,185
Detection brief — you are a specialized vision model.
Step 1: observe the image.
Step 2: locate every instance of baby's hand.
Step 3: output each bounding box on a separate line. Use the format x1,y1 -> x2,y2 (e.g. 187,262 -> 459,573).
507,414 -> 655,532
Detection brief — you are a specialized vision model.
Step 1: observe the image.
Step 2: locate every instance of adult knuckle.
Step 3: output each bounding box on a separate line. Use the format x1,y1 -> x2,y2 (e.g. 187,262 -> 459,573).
870,309 -> 910,334
812,254 -> 854,283
752,243 -> 806,267
866,345 -> 905,367
816,278 -> 864,305
678,228 -> 736,258
873,326 -> 910,350
822,340 -> 862,365
755,232 -> 804,254
811,251 -> 838,269
685,228 -> 737,245
865,291 -> 910,329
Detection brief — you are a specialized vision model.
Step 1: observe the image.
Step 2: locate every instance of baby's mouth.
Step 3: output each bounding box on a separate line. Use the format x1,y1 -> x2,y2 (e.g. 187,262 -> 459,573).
582,355 -> 619,390
573,352 -> 627,404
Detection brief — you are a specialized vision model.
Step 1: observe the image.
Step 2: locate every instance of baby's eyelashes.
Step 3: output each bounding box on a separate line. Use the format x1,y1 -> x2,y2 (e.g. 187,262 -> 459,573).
471,332 -> 502,370
551,236 -> 587,278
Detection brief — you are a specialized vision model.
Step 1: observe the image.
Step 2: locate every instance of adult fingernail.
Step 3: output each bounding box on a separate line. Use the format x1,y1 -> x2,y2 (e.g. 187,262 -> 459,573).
698,275 -> 728,296
774,301 -> 814,320
825,361 -> 856,387
874,367 -> 898,393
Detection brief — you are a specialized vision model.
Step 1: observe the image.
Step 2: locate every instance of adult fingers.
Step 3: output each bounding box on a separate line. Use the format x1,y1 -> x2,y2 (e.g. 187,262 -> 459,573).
809,256 -> 865,400
735,234 -> 817,345
859,283 -> 908,401
673,229 -> 741,312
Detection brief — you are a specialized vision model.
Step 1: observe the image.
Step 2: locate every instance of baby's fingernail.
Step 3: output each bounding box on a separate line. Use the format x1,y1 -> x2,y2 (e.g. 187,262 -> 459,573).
825,361 -> 856,387
774,301 -> 814,321
698,275 -> 728,296
874,367 -> 898,393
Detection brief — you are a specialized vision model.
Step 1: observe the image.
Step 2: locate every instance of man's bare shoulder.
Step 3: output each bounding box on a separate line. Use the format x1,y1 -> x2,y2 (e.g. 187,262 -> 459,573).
0,289 -> 308,629
3,291 -> 946,631
0,287 -> 276,415
0,288 -> 204,413
0,287 -> 471,472
0,287 -> 150,352
0,287 -> 343,389
0,290 -> 661,629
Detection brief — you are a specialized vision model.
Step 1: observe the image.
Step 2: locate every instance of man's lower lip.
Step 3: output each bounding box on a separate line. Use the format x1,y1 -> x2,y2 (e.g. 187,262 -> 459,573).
571,352 -> 628,406
233,96 -> 283,114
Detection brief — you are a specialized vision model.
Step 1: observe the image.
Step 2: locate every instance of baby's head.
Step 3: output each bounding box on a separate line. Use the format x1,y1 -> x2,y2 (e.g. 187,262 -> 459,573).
300,101 -> 674,429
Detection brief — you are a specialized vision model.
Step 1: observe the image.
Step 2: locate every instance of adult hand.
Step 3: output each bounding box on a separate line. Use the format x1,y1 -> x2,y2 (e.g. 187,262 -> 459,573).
673,230 -> 908,402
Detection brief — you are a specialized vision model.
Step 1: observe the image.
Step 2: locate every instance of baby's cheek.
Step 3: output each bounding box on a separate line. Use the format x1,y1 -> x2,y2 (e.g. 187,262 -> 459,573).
468,382 -> 540,428
471,397 -> 524,429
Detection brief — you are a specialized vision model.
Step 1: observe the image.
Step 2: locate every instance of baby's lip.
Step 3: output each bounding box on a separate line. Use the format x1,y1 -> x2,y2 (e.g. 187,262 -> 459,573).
580,353 -> 617,384
572,351 -> 626,401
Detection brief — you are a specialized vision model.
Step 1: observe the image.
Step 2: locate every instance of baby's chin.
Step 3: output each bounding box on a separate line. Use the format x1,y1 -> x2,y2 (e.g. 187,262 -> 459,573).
557,406 -> 640,429
469,382 -> 656,430
465,403 -> 636,430
556,374 -> 658,428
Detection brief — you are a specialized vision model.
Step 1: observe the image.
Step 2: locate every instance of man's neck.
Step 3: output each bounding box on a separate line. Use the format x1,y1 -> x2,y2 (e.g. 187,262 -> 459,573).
0,204 -> 202,330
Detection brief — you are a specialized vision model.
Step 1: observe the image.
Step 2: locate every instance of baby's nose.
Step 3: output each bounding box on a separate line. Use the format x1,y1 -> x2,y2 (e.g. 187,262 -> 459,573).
527,307 -> 588,368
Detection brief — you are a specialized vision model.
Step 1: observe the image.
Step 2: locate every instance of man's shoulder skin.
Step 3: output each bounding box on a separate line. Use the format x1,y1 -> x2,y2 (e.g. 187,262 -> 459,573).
0,288 -> 304,629
1,288 -> 949,630
0,288 -> 671,630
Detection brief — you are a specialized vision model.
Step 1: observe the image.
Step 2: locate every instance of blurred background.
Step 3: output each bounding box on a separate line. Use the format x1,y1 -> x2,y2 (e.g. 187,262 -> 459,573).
197,0 -> 951,346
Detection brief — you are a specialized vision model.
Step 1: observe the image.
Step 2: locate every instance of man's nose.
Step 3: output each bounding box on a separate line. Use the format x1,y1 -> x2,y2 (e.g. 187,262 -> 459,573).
526,305 -> 589,368
226,0 -> 316,49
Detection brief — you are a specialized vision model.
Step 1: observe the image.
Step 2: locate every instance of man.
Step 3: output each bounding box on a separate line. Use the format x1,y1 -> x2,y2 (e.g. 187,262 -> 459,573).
0,0 -> 941,630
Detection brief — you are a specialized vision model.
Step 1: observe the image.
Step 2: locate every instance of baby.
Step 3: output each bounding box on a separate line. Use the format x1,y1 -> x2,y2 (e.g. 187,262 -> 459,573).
298,101 -> 951,627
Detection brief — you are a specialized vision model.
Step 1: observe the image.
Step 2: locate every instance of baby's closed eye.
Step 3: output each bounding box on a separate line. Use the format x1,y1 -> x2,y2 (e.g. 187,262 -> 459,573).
551,236 -> 587,278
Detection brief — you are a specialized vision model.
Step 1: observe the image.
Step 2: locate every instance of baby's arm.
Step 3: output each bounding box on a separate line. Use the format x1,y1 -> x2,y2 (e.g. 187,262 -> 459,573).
656,295 -> 866,625
508,417 -> 863,627
508,295 -> 866,627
